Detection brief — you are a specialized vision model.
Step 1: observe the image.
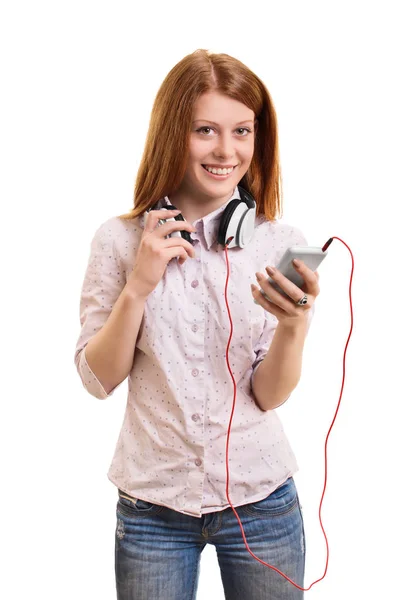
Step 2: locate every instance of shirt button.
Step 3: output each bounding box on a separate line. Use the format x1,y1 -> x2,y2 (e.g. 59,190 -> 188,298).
191,280 -> 199,288
191,413 -> 200,422
195,458 -> 202,467
191,368 -> 199,377
192,324 -> 198,332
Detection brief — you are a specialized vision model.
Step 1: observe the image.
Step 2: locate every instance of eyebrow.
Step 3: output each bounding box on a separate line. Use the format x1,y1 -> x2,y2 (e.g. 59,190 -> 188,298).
192,119 -> 254,126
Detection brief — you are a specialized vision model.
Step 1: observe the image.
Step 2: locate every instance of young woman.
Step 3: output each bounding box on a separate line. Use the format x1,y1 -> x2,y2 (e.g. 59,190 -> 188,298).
74,49 -> 320,600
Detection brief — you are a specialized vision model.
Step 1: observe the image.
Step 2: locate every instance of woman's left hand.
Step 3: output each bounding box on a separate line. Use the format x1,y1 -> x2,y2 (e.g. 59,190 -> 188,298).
251,260 -> 320,327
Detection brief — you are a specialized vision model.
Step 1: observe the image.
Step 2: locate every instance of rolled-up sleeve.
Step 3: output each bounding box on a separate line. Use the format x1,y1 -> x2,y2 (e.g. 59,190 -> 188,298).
250,226 -> 316,394
74,219 -> 126,400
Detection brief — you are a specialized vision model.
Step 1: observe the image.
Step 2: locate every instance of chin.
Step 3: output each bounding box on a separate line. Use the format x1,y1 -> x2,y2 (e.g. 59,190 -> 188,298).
198,180 -> 238,197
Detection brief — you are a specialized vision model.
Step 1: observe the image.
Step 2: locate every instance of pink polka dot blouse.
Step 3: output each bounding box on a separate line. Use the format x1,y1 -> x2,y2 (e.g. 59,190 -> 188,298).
74,187 -> 315,517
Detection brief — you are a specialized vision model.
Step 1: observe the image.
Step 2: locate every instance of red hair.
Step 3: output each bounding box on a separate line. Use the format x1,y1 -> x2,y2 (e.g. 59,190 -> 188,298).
118,49 -> 283,222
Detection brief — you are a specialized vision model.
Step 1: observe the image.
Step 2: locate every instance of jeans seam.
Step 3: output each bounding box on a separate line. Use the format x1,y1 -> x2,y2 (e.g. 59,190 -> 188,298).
201,513 -> 223,538
189,551 -> 202,600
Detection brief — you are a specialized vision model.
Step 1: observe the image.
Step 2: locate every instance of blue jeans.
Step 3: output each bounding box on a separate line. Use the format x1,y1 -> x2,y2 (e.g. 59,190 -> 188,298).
115,476 -> 305,599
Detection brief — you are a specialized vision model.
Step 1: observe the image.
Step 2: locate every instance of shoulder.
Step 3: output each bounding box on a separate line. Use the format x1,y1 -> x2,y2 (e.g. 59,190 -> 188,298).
91,215 -> 143,259
94,215 -> 142,238
255,216 -> 308,245
93,215 -> 143,243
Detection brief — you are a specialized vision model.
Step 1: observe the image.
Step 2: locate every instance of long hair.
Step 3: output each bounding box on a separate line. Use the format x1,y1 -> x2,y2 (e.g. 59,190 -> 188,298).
118,49 -> 283,222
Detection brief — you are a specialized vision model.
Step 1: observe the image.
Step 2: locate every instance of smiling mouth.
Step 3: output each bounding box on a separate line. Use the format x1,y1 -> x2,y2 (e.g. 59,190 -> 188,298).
201,165 -> 238,174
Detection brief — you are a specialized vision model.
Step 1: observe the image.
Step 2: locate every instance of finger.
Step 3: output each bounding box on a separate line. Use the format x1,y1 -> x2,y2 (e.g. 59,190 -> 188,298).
259,269 -> 304,305
164,236 -> 196,258
144,209 -> 182,231
255,273 -> 299,313
155,218 -> 196,240
264,261 -> 318,301
163,246 -> 189,264
251,284 -> 286,318
177,249 -> 189,265
292,260 -> 320,294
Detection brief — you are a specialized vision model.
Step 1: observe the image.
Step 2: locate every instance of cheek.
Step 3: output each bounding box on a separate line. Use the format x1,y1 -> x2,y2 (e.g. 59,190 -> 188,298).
188,138 -> 208,163
184,148 -> 201,176
242,145 -> 255,167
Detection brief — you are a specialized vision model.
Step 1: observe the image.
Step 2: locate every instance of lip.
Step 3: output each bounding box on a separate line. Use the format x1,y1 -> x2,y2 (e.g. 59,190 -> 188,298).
201,164 -> 237,180
202,164 -> 237,169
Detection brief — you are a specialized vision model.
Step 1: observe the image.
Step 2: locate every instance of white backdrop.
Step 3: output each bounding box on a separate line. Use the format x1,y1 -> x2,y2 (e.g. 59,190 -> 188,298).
1,1 -> 399,598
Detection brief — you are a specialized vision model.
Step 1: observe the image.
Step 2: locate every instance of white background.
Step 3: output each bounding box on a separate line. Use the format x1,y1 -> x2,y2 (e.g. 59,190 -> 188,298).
1,0 -> 399,598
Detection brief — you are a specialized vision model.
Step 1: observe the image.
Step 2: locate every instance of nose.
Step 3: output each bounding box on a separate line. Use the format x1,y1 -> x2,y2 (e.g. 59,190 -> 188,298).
214,131 -> 235,159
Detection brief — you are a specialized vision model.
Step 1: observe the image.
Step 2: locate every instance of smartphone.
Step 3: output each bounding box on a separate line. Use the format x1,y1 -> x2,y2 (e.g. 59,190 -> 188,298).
260,246 -> 327,300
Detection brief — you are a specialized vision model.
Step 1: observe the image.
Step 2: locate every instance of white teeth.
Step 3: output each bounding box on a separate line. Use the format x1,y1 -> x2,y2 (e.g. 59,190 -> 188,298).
204,165 -> 234,175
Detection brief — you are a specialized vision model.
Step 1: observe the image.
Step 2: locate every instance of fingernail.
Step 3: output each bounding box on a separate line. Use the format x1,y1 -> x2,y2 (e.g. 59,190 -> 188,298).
293,259 -> 301,267
266,266 -> 275,275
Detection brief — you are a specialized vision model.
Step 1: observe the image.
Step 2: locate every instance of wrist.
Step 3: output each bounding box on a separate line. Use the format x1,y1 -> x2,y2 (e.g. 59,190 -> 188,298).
124,273 -> 150,302
278,315 -> 308,334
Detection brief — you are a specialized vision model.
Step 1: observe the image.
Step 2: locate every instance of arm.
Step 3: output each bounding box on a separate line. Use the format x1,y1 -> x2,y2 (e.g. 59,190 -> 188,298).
74,220 -> 148,399
250,225 -> 319,411
84,282 -> 147,396
75,210 -> 195,399
251,317 -> 309,411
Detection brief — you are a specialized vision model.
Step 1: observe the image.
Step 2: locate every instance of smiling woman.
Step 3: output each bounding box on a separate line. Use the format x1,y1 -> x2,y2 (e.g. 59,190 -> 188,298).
75,48 -> 312,600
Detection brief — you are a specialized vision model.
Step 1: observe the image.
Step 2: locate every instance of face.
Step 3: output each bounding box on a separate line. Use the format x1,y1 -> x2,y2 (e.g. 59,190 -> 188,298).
175,91 -> 257,210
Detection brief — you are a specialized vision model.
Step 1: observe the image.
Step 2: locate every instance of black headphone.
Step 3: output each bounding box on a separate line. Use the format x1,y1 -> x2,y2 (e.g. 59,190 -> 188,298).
146,185 -> 257,249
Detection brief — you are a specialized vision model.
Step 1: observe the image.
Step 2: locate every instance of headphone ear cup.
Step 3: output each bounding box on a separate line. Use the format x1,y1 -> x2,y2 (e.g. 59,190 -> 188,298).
217,198 -> 242,246
174,213 -> 192,243
164,205 -> 193,245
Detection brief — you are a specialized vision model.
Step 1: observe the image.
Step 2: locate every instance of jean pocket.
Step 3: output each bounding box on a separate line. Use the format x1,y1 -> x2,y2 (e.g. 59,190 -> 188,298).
117,493 -> 164,518
242,477 -> 298,518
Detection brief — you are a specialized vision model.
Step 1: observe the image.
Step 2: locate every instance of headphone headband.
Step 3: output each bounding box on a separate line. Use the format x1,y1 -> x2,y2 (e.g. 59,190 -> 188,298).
237,185 -> 256,209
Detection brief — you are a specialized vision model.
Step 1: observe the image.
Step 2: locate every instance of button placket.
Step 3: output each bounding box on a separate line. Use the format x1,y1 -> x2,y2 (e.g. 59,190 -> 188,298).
187,256 -> 204,478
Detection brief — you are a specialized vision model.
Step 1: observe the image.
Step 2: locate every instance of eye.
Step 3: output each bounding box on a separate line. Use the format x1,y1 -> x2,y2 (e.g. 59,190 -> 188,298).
196,127 -> 214,135
236,128 -> 252,136
195,126 -> 252,136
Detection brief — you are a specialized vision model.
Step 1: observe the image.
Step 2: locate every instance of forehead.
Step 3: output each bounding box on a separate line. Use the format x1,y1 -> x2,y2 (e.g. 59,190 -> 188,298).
193,91 -> 255,123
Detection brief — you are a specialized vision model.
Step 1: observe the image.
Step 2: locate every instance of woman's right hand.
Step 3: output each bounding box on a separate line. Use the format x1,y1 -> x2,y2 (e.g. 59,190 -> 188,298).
126,209 -> 197,298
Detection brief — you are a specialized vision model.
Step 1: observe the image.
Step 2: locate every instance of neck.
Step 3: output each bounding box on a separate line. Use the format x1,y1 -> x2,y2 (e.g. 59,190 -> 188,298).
169,185 -> 236,223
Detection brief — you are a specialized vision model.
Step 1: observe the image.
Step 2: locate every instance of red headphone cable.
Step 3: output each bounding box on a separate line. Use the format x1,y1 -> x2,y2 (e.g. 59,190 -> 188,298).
222,236 -> 354,592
